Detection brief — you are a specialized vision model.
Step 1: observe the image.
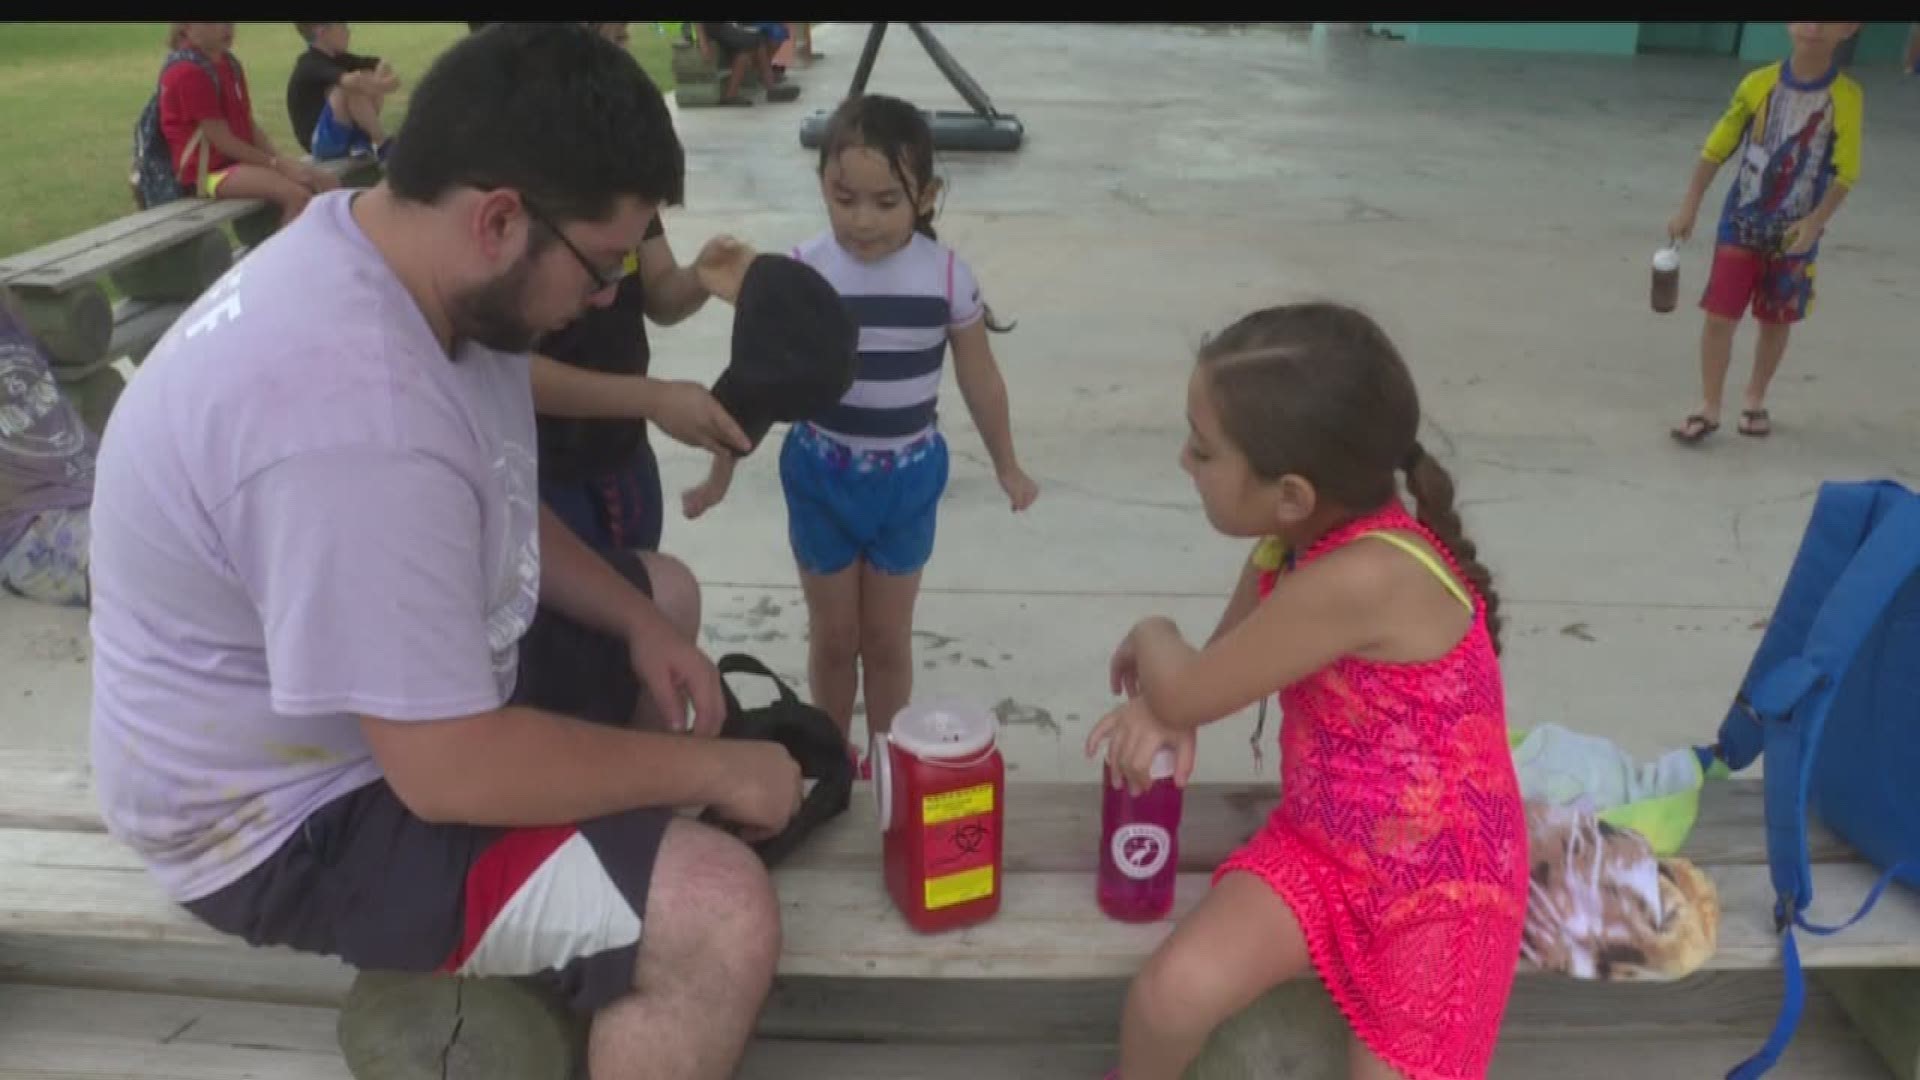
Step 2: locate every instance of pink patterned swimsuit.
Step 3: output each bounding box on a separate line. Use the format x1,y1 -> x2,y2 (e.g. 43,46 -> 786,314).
1215,502 -> 1529,1079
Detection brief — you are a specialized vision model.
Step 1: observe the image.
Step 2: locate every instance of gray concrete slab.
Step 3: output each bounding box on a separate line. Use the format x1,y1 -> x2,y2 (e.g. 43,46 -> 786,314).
6,23 -> 1919,782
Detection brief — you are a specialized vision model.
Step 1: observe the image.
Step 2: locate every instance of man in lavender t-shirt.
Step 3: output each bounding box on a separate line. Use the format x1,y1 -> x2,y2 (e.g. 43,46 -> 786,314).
88,25 -> 801,1078
0,296 -> 95,607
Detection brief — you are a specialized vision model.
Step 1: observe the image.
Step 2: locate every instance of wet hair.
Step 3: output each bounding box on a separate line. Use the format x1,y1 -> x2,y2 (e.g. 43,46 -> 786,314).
384,23 -> 684,226
1198,302 -> 1503,651
815,93 -> 1013,333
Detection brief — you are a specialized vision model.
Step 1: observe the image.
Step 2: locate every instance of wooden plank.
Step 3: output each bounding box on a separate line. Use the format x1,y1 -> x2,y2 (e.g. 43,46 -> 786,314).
0,936 -> 353,1009
0,936 -> 1854,1045
0,985 -> 350,1080
0,156 -> 372,296
0,202 -> 253,294
8,827 -> 1910,976
736,1030 -> 1891,1080
0,753 -> 97,833
0,751 -> 1849,869
0,202 -> 219,284
759,970 -> 1849,1045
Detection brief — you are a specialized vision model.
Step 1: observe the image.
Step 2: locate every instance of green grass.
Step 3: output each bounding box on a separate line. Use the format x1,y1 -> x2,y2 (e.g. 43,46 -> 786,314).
0,22 -> 677,258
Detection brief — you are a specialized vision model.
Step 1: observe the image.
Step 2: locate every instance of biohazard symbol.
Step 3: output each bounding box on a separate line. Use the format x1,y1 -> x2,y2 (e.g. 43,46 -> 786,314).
949,820 -> 989,855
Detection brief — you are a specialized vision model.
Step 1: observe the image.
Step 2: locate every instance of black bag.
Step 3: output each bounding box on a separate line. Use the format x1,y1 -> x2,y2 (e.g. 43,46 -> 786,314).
701,654 -> 854,868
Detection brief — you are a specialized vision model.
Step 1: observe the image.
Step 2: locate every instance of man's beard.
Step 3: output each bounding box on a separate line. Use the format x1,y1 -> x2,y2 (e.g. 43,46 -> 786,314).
447,253 -> 545,355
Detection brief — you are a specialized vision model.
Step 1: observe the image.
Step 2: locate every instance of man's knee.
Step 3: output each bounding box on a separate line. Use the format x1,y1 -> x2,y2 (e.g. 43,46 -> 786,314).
637,552 -> 700,641
643,820 -> 781,989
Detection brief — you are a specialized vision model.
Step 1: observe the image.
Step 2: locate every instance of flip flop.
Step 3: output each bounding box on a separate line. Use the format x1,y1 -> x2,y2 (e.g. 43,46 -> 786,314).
1670,414 -> 1719,445
1738,408 -> 1772,438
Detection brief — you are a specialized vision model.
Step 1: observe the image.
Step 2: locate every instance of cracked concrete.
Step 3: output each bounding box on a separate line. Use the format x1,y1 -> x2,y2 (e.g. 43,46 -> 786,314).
5,23 -> 1918,782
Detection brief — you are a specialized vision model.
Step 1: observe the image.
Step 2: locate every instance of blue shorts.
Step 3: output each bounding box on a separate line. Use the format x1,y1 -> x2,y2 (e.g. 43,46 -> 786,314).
311,100 -> 373,161
780,423 -> 948,577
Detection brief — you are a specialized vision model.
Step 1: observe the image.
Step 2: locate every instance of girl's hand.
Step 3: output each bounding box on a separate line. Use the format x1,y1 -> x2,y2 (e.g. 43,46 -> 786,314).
693,235 -> 757,303
1782,219 -> 1822,257
998,465 -> 1039,512
1085,697 -> 1196,795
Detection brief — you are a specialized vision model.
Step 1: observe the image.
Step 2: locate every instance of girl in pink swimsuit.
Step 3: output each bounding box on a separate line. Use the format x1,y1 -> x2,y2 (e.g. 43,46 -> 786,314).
1089,303 -> 1529,1079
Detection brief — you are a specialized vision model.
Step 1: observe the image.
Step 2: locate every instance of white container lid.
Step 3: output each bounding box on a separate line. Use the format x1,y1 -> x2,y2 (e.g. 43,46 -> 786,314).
890,701 -> 998,760
1653,246 -> 1680,271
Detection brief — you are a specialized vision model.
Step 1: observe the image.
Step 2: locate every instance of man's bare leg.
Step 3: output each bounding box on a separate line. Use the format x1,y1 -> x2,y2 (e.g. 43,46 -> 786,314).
587,819 -> 780,1080
631,552 -> 702,732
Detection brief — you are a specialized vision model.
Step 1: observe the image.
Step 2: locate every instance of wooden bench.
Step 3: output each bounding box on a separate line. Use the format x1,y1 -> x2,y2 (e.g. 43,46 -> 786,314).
0,155 -> 379,438
2,748 -> 1915,1077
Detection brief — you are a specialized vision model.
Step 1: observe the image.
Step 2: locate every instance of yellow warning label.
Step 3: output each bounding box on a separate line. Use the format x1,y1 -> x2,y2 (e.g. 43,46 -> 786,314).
922,783 -> 995,825
925,865 -> 996,910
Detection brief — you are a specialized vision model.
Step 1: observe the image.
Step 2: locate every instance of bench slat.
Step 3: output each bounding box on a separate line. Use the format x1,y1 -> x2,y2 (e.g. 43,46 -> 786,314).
0,752 -> 1850,870
4,828 -> 1917,978
0,202 -> 256,294
0,984 -> 349,1080
0,156 -> 373,295
0,982 -> 1887,1080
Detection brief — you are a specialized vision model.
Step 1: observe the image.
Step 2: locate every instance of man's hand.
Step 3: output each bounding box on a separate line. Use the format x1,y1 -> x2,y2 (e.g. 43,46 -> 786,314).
626,610 -> 726,736
1782,218 -> 1823,257
648,379 -> 751,455
1667,206 -> 1698,244
709,740 -> 805,840
693,235 -> 758,304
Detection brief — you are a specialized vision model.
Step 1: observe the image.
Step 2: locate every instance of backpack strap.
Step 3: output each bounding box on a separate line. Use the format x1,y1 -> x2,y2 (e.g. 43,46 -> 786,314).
705,654 -> 854,869
1725,487 -> 1920,1080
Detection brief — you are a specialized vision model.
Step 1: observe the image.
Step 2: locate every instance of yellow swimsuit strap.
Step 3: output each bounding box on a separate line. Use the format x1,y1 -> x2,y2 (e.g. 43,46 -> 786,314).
1358,531 -> 1474,613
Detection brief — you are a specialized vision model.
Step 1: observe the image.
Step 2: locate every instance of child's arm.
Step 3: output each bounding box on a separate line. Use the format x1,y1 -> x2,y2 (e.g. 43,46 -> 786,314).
530,353 -> 750,455
1134,546 -> 1398,734
949,320 -> 1038,511
639,233 -> 712,326
682,452 -> 738,521
1668,158 -> 1723,243
1672,71 -> 1764,242
1208,549 -> 1265,646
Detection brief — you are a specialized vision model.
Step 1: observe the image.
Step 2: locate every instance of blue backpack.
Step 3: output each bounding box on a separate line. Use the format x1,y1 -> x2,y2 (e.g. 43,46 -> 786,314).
129,48 -> 233,210
1708,479 -> 1920,1079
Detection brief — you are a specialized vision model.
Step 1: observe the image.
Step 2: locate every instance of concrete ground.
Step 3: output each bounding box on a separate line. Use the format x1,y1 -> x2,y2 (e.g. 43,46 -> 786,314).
6,23 -> 1919,792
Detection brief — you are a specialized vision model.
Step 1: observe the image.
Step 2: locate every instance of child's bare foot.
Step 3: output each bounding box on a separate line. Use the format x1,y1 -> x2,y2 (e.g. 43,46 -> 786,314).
683,479 -> 726,520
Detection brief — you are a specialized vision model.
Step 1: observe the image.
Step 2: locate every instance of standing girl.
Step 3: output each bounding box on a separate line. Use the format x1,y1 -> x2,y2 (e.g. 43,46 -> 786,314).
1089,303 -> 1528,1080
684,94 -> 1038,768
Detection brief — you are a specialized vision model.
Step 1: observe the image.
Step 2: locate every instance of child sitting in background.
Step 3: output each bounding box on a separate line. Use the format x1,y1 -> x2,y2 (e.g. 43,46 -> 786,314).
287,22 -> 398,163
158,22 -> 336,226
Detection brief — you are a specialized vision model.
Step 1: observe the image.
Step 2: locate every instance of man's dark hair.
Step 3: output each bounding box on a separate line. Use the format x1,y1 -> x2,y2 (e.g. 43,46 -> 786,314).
385,23 -> 684,224
293,23 -> 329,43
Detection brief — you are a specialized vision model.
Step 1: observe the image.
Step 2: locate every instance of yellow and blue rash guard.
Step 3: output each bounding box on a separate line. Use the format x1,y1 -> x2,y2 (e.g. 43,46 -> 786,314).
1701,61 -> 1863,252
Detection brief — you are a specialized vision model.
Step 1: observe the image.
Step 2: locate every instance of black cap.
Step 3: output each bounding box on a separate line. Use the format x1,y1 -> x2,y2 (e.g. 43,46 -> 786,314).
711,254 -> 858,454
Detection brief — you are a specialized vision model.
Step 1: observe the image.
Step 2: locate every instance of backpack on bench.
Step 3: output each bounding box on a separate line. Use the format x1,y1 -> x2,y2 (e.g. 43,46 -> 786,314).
1707,479 -> 1920,1078
130,48 -> 233,210
702,654 -> 854,868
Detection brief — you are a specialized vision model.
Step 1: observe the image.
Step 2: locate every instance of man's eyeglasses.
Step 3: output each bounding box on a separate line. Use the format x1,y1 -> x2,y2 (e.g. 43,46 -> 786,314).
522,198 -> 638,294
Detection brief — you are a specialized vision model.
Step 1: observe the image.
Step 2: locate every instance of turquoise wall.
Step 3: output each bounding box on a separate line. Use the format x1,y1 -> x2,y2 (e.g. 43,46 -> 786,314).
1371,22 -> 1913,66
1738,23 -> 1910,65
1377,22 -> 1642,57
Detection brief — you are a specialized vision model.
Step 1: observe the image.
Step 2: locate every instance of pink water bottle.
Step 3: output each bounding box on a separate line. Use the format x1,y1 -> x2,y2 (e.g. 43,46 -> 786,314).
1098,748 -> 1184,922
